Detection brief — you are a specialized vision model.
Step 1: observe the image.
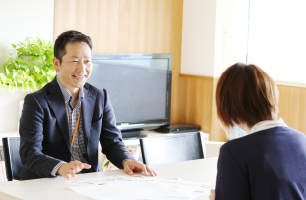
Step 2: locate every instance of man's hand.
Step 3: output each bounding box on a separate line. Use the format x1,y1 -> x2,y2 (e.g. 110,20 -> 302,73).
57,160 -> 91,180
123,160 -> 157,177
209,189 -> 215,200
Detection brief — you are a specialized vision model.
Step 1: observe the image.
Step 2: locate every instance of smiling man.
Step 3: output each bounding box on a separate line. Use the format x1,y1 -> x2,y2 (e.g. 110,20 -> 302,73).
19,30 -> 156,180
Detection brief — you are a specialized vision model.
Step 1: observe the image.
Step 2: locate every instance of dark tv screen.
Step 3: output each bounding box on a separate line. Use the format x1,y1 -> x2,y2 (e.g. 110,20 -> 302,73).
87,54 -> 172,132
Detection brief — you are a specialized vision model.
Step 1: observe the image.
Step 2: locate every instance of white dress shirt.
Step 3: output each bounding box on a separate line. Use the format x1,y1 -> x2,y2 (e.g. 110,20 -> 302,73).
249,118 -> 288,134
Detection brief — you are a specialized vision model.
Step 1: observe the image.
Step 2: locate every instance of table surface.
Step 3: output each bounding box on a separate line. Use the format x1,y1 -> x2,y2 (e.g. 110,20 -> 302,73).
0,157 -> 218,200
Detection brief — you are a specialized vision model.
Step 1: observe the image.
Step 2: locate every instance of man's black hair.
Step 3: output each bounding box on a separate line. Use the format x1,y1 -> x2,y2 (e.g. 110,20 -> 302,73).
54,30 -> 93,63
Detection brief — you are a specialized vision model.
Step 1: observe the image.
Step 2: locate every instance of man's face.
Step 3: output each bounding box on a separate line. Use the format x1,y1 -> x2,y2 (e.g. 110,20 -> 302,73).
53,42 -> 92,94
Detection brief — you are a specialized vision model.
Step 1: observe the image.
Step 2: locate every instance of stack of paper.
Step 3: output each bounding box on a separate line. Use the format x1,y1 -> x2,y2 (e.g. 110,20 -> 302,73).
69,175 -> 214,200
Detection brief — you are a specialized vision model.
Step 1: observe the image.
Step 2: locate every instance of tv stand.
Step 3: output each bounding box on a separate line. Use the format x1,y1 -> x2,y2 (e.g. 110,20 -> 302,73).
154,123 -> 201,133
121,128 -> 147,139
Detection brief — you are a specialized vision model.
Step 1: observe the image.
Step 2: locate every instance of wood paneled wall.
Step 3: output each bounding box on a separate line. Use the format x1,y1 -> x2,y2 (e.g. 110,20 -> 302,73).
54,0 -> 183,123
177,74 -> 213,132
278,84 -> 306,132
177,74 -> 226,142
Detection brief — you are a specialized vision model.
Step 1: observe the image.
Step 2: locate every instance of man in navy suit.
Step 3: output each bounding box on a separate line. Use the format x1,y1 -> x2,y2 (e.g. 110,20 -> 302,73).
19,30 -> 156,180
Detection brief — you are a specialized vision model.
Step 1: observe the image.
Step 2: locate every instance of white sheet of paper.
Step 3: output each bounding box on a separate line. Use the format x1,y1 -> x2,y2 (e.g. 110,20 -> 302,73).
69,175 -> 214,200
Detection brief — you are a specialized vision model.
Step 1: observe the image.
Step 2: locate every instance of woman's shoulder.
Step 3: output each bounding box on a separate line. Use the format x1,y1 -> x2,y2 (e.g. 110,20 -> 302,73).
222,126 -> 306,157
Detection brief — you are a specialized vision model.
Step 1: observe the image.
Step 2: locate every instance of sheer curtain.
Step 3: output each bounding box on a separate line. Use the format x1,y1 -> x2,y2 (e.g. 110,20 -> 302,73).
247,0 -> 306,84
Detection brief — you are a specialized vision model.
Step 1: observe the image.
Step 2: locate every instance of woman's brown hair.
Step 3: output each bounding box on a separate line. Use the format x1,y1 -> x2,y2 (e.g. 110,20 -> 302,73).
216,63 -> 278,128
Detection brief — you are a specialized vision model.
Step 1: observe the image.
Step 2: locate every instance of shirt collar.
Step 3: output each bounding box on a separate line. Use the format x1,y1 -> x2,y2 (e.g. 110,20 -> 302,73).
56,76 -> 84,104
249,118 -> 288,134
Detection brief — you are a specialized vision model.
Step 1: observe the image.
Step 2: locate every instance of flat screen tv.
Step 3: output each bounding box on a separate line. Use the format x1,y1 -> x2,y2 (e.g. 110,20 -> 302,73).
87,53 -> 172,138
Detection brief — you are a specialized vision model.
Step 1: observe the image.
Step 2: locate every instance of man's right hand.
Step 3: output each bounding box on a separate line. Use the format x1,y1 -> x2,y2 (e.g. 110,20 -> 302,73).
209,189 -> 215,200
56,160 -> 91,180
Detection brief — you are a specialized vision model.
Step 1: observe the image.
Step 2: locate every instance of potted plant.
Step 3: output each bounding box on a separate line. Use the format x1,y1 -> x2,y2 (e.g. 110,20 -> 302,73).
0,37 -> 56,92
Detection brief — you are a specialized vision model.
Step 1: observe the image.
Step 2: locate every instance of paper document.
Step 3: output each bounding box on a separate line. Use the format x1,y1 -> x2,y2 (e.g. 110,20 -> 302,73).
69,175 -> 214,200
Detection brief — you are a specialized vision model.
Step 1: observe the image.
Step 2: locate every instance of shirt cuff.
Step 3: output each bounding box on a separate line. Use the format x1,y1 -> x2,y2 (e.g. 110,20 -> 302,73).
51,161 -> 66,176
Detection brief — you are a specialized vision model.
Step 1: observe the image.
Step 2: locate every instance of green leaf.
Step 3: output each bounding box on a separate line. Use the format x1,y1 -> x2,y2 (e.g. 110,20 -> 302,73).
1,76 -> 7,82
22,82 -> 27,91
27,75 -> 34,82
47,51 -> 53,57
17,60 -> 30,69
35,73 -> 43,80
16,47 -> 26,54
47,71 -> 56,76
33,65 -> 40,72
12,44 -> 16,48
10,85 -> 17,93
25,36 -> 31,43
7,57 -> 13,63
5,67 -> 10,74
28,56 -> 37,61
15,58 -> 24,62
7,74 -> 13,80
16,79 -> 23,83
2,84 -> 8,92
34,57 -> 44,65
13,61 -> 19,68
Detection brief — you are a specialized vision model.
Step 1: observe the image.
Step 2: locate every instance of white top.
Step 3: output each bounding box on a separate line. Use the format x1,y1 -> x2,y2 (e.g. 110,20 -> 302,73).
249,118 -> 288,134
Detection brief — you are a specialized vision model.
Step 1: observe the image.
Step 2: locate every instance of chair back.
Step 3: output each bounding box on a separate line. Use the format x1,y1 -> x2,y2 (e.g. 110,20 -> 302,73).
204,141 -> 225,158
2,137 -> 23,181
140,132 -> 206,165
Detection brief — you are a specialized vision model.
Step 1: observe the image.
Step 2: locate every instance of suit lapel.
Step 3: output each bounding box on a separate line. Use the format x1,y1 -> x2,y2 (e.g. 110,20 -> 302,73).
82,84 -> 96,146
45,79 -> 71,152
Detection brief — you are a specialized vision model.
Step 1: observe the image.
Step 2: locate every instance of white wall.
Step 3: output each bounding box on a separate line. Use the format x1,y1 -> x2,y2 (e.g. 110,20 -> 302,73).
181,0 -> 248,77
0,90 -> 30,133
181,0 -> 217,76
214,0 -> 248,76
247,0 -> 306,84
0,0 -> 54,132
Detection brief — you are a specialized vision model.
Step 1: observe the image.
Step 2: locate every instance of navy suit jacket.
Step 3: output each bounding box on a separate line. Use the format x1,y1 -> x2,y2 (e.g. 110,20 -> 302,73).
19,78 -> 134,180
215,127 -> 306,200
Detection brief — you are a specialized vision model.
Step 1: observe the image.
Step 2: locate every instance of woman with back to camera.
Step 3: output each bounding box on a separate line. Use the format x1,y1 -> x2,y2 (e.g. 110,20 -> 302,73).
210,63 -> 306,200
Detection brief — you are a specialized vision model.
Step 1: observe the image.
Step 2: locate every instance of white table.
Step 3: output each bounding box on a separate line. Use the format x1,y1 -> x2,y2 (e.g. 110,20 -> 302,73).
0,158 -> 218,200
